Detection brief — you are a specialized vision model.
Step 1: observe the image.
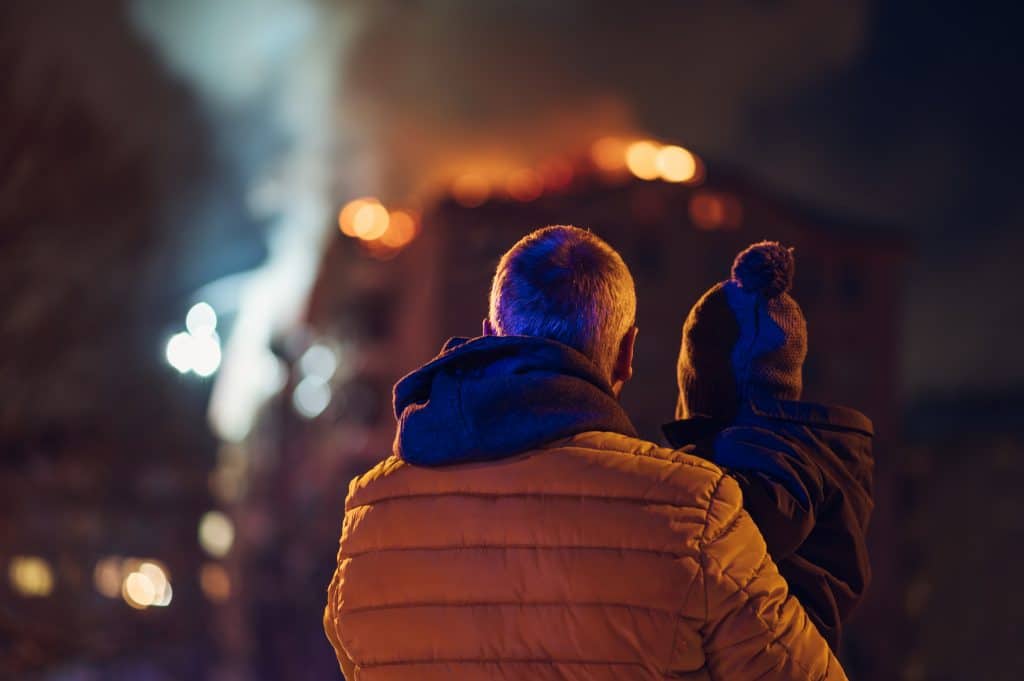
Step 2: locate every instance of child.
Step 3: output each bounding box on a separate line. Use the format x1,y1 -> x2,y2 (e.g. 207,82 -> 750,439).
662,241 -> 874,652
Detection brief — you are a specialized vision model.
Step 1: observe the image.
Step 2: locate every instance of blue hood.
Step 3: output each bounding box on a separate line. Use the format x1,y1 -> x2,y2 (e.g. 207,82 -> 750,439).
393,336 -> 638,466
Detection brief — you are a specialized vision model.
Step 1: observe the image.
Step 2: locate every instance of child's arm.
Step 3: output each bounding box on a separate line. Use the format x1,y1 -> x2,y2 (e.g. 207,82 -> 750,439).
699,426 -> 826,560
696,423 -> 873,649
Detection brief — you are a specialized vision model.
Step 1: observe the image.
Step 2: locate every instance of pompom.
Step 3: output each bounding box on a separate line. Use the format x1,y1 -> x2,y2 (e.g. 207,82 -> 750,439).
730,241 -> 795,298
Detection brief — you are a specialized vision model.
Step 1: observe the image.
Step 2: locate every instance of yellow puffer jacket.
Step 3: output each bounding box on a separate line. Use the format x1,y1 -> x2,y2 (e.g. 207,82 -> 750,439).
324,430 -> 846,680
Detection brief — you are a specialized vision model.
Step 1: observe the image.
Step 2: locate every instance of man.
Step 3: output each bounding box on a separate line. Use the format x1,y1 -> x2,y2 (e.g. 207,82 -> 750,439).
324,225 -> 846,680
662,241 -> 874,651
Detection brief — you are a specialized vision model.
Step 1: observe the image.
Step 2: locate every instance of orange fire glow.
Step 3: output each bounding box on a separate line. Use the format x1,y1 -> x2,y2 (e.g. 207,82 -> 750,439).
539,158 -> 574,192
452,174 -> 490,207
590,137 -> 630,172
506,169 -> 544,202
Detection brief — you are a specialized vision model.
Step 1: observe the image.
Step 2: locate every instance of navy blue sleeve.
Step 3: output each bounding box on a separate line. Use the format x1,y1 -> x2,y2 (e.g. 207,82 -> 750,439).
708,426 -> 827,560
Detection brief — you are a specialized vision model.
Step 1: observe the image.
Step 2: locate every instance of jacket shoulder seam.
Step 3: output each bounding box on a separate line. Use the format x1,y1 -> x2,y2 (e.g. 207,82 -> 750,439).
553,442 -> 722,473
698,472 -> 728,547
703,501 -> 745,547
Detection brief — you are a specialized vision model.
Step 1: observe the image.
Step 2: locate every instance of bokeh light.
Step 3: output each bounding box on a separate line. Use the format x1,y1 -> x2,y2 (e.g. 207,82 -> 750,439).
590,137 -> 629,172
185,302 -> 217,337
352,201 -> 390,240
341,201 -> 418,251
655,145 -> 697,183
338,198 -> 373,237
9,556 -> 54,597
121,560 -> 172,609
379,210 -> 418,249
198,510 -> 235,558
293,375 -> 331,419
190,335 -> 222,377
166,332 -> 195,373
123,571 -> 156,609
154,582 -> 173,607
166,304 -> 223,377
688,191 -> 743,230
200,563 -> 231,603
625,140 -> 661,180
452,174 -> 490,207
139,562 -> 172,607
299,344 -> 337,380
93,557 -> 123,598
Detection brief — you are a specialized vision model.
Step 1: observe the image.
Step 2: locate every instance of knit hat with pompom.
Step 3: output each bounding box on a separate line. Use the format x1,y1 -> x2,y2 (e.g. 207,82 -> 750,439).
676,241 -> 807,420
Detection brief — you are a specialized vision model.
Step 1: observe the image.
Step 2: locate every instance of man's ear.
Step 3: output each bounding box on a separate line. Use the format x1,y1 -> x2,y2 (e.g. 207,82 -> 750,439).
482,318 -> 496,336
610,326 -> 638,397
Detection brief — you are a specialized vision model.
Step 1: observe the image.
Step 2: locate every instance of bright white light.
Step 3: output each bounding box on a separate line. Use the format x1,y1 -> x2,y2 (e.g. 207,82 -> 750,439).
299,344 -> 337,380
123,571 -> 156,608
191,335 -> 223,377
292,375 -> 331,419
166,330 -> 221,377
186,302 -> 218,337
138,562 -> 169,597
139,561 -> 172,606
122,561 -> 172,609
199,511 -> 235,558
154,582 -> 173,607
166,333 -> 195,373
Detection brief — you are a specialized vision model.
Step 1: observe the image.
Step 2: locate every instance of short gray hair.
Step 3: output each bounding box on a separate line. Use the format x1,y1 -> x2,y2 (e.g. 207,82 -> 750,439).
488,225 -> 636,380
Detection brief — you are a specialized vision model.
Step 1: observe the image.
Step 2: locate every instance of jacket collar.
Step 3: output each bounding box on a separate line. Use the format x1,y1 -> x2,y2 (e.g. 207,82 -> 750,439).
394,335 -> 638,466
745,395 -> 874,435
663,395 -> 873,448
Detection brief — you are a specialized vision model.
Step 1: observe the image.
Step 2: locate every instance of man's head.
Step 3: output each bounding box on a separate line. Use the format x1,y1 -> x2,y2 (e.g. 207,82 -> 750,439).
485,225 -> 638,394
